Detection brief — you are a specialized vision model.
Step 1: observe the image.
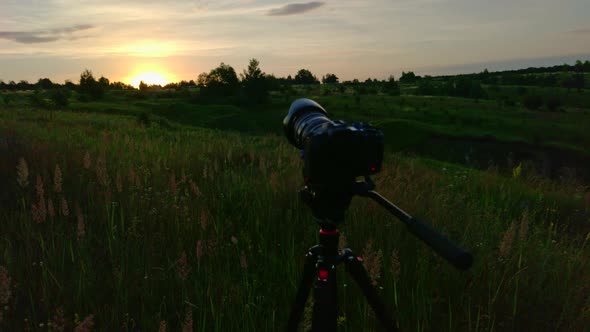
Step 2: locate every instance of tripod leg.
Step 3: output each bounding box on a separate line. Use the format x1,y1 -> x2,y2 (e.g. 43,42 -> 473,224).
343,249 -> 399,332
287,246 -> 320,332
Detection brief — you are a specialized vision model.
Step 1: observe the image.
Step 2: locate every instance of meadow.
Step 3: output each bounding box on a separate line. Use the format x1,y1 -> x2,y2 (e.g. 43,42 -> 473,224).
1,82 -> 590,331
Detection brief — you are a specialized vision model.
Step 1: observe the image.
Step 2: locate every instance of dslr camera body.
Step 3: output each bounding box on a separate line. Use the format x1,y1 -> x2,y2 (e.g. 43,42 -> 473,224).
283,98 -> 384,185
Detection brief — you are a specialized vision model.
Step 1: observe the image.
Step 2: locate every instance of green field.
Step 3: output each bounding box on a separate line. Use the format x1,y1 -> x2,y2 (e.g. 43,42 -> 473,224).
1,83 -> 590,331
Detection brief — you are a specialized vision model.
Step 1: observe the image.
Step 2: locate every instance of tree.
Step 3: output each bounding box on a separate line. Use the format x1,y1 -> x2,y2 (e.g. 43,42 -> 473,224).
139,80 -> 148,92
79,69 -> 104,100
98,76 -> 110,87
198,63 -> 240,97
294,69 -> 319,84
399,71 -> 420,83
36,78 -> 54,90
322,73 -> 339,84
386,75 -> 400,96
240,58 -> 269,104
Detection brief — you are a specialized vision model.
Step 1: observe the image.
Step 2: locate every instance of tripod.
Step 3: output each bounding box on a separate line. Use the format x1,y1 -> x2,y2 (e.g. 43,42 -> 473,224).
287,177 -> 472,332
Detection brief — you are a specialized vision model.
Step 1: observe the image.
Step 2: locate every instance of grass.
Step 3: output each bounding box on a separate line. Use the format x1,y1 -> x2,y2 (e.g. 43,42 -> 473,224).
1,105 -> 589,331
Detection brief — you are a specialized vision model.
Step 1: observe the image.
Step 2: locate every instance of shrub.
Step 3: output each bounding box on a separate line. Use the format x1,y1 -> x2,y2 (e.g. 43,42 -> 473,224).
49,89 -> 70,107
545,96 -> 563,112
523,95 -> 543,110
137,112 -> 151,127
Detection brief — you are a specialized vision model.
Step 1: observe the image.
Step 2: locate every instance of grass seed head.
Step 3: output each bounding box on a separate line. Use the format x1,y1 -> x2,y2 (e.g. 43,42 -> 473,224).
196,240 -> 203,263
50,307 -> 66,332
54,164 -> 62,193
116,171 -> 123,193
16,157 -> 29,188
499,221 -> 517,258
48,198 -> 55,218
362,239 -> 383,286
240,250 -> 248,269
519,209 -> 530,242
77,205 -> 85,241
182,306 -> 193,332
0,266 -> 11,307
158,320 -> 167,332
35,174 -> 45,198
74,314 -> 94,332
83,151 -> 91,170
177,251 -> 190,281
61,197 -> 70,217
390,249 -> 401,282
169,171 -> 177,196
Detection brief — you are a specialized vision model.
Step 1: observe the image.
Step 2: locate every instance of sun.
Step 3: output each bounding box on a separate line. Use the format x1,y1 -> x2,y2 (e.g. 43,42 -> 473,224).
129,72 -> 170,88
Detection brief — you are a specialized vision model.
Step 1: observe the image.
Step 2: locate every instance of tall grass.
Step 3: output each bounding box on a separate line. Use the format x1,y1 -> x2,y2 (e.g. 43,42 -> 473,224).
0,108 -> 589,331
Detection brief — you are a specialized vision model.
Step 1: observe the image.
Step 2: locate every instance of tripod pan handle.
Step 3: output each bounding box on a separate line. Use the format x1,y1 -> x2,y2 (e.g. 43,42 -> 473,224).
406,217 -> 473,270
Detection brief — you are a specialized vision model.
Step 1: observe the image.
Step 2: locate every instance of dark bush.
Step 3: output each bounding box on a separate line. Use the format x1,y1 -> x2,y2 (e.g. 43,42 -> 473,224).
49,89 -> 70,107
545,96 -> 563,112
137,112 -> 151,127
523,95 -> 543,110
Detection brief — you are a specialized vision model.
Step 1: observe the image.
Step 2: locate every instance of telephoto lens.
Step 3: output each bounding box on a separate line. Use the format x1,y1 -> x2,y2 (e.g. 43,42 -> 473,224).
282,98 -> 330,149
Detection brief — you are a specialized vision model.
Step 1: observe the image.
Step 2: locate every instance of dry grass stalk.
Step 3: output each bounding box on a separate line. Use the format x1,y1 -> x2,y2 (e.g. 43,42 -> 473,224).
519,209 -> 530,242
200,209 -> 209,231
50,307 -> 66,332
362,239 -> 383,286
189,180 -> 201,198
16,157 -> 29,188
74,314 -> 94,332
240,250 -> 248,269
177,251 -> 190,281
54,164 -> 62,193
61,197 -> 70,217
390,249 -> 401,282
169,171 -> 177,196
77,205 -> 85,241
182,306 -> 193,332
48,198 -> 55,218
269,171 -> 279,193
196,240 -> 203,263
35,174 -> 45,199
95,151 -> 109,187
158,320 -> 167,332
499,221 -> 517,258
0,266 -> 11,308
83,151 -> 91,170
180,168 -> 187,184
116,171 -> 123,193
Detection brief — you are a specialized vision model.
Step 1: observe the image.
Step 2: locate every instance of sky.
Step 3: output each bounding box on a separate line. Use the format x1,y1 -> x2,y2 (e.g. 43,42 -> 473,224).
1,0 -> 589,85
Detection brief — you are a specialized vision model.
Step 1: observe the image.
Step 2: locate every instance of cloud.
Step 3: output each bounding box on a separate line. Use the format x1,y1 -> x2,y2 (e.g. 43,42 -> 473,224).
267,1 -> 325,16
0,24 -> 94,44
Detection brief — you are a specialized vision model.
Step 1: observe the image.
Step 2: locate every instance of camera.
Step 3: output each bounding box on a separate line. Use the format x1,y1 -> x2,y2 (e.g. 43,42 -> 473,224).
283,98 -> 384,184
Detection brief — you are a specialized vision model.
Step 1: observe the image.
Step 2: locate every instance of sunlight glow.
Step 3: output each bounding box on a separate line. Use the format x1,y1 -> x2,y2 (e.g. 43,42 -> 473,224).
129,72 -> 170,87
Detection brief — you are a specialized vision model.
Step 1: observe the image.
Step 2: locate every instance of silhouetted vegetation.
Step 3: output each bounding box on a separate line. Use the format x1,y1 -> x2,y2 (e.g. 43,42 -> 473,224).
78,69 -> 104,101
240,58 -> 269,105
294,69 -> 320,84
322,73 -> 339,84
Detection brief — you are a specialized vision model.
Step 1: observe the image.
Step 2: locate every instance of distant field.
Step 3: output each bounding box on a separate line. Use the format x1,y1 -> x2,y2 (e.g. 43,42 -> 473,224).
1,89 -> 590,330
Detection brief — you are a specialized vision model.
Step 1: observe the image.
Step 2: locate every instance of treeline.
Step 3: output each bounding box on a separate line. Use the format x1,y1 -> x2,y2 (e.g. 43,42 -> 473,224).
1,59 -> 588,108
